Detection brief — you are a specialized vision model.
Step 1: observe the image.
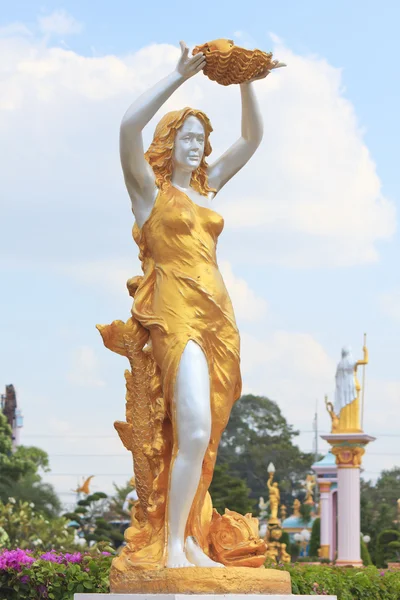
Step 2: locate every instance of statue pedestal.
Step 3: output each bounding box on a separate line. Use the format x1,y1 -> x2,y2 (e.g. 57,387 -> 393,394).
107,567 -> 290,595
321,433 -> 375,566
74,595 -> 337,599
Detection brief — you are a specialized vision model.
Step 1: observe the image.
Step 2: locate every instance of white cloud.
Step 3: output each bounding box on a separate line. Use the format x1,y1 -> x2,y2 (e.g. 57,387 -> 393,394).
38,10 -> 83,36
1,19 -> 398,497
380,288 -> 400,322
0,23 -> 32,38
61,257 -> 141,296
219,261 -> 267,321
68,346 -> 105,388
0,30 -> 394,268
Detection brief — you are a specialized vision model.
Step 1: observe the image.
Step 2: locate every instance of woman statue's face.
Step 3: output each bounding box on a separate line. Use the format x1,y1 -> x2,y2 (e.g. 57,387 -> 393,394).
173,116 -> 205,172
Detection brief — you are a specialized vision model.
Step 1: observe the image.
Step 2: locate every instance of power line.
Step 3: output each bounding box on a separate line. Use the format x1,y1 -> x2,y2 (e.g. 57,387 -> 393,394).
22,431 -> 400,438
44,451 -> 400,457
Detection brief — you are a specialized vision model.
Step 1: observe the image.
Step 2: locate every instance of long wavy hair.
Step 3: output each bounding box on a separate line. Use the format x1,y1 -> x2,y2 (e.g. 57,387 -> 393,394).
145,107 -> 215,196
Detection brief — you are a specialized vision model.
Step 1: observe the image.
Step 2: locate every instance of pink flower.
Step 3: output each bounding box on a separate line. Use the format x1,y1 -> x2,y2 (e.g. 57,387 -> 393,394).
0,549 -> 35,571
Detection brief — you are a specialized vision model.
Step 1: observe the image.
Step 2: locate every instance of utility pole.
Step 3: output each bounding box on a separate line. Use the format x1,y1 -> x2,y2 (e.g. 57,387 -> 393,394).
313,400 -> 319,506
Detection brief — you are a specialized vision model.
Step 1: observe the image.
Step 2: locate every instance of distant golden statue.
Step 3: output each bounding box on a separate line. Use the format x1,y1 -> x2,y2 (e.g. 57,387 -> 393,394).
334,341 -> 368,432
304,474 -> 316,505
267,473 -> 280,520
293,499 -> 301,518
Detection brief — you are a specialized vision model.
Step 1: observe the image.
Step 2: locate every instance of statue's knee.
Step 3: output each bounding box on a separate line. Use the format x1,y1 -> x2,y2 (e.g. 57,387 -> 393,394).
190,428 -> 210,454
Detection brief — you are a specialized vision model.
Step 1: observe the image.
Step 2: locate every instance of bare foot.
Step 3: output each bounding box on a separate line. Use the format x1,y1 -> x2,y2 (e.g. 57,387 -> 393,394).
185,536 -> 224,567
166,542 -> 195,568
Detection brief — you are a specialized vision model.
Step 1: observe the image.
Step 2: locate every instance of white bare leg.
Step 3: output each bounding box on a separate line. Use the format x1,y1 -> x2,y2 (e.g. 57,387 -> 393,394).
166,341 -> 213,568
185,536 -> 224,567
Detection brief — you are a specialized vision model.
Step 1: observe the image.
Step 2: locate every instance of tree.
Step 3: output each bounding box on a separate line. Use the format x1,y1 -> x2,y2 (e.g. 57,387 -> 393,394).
309,517 -> 320,558
216,395 -> 315,509
360,468 -> 400,564
209,463 -> 255,514
0,412 -> 60,516
0,499 -> 74,550
64,493 -> 124,549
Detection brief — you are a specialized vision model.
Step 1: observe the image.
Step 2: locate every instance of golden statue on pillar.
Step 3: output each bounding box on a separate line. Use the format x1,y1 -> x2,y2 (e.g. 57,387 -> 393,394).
265,463 -> 291,564
96,39 -> 290,594
304,474 -> 316,505
293,498 -> 301,518
267,469 -> 281,521
325,336 -> 368,433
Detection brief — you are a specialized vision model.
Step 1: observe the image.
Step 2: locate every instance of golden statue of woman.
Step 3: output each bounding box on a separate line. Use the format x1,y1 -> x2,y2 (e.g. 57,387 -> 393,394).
267,473 -> 280,521
334,342 -> 368,432
97,41 -> 281,577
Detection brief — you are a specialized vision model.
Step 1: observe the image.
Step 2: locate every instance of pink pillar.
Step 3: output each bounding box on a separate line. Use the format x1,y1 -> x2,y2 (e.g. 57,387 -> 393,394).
318,481 -> 331,559
322,433 -> 375,567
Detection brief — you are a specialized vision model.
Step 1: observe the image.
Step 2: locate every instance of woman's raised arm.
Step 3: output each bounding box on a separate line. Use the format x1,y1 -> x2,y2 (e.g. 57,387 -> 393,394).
120,42 -> 205,213
207,61 -> 284,193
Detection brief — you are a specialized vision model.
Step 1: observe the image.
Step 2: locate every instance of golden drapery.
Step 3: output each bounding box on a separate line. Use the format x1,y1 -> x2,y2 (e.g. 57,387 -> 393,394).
98,185 -> 247,569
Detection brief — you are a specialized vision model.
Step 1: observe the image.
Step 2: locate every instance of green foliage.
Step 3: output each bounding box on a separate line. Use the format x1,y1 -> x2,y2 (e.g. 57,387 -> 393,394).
65,493 -> 124,548
309,517 -> 320,558
360,468 -> 400,564
286,564 -> 400,598
376,530 -> 400,567
299,502 -> 313,524
0,500 -> 75,550
209,463 -> 255,515
0,547 -> 113,599
361,535 -> 373,566
216,395 -> 315,509
0,412 -> 60,516
280,530 -> 290,547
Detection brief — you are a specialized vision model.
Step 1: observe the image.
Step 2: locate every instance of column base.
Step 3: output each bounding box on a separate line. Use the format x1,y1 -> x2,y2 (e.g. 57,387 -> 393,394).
335,559 -> 363,567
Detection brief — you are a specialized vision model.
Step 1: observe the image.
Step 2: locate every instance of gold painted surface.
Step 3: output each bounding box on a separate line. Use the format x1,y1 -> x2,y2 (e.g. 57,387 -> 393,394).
192,39 -> 283,86
304,474 -> 316,505
96,149 -> 266,571
267,472 -> 280,520
331,445 -> 365,468
325,396 -> 340,433
319,481 -> 332,494
110,565 -> 291,595
319,544 -> 330,559
74,475 -> 94,495
293,498 -> 301,518
208,509 -> 267,567
336,345 -> 368,433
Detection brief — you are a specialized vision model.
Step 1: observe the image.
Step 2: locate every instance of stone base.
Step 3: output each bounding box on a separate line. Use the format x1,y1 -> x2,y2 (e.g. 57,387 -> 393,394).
74,595 -> 337,599
335,560 -> 363,567
109,567 -> 291,595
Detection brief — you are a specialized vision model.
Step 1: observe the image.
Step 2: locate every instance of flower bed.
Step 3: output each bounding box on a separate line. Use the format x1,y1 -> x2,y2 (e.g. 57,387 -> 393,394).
0,548 -> 112,599
2,550 -> 400,599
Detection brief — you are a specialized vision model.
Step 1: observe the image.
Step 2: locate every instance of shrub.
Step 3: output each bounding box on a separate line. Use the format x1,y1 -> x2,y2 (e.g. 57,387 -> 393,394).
0,500 -> 75,551
286,563 -> 400,599
376,529 -> 400,567
0,546 -> 113,599
361,535 -> 373,566
309,517 -> 320,558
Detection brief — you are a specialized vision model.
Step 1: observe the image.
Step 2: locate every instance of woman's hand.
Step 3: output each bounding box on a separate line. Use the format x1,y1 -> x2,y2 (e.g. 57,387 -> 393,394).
176,41 -> 206,80
245,60 -> 286,84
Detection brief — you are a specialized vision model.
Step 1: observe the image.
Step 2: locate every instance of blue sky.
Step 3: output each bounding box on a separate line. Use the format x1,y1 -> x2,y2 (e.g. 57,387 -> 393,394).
1,1 -> 400,507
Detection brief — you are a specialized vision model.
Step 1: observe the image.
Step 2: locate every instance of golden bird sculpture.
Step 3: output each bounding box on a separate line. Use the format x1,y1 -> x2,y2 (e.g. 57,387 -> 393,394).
74,475 -> 94,495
